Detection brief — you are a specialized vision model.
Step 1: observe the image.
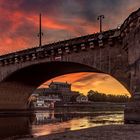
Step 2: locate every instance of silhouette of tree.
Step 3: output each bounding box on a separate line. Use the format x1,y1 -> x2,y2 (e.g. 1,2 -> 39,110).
87,90 -> 130,102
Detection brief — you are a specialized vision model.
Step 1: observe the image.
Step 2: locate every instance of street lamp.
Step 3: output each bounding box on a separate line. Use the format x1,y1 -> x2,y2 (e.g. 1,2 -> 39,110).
97,15 -> 105,33
38,13 -> 43,47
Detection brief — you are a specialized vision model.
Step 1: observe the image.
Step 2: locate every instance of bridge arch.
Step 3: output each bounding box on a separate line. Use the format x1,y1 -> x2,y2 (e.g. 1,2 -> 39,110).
0,61 -> 130,110
4,61 -> 102,87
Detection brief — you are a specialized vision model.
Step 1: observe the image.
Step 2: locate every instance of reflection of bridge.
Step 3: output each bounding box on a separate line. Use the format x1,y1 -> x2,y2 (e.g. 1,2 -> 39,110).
0,8 -> 140,116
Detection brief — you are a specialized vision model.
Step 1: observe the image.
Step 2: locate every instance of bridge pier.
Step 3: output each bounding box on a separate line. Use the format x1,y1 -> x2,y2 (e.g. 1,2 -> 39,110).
0,81 -> 34,111
124,92 -> 140,123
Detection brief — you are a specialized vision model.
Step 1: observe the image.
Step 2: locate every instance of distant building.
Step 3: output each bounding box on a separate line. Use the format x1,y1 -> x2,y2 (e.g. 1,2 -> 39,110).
33,81 -> 80,103
76,95 -> 88,103
49,81 -> 71,92
33,95 -> 61,109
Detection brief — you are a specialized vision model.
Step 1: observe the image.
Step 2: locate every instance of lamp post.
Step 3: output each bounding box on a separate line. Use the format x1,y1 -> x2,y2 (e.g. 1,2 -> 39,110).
38,13 -> 43,47
97,15 -> 105,70
97,15 -> 105,33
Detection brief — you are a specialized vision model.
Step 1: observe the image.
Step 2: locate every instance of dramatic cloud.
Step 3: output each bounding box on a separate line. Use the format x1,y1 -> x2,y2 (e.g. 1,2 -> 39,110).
0,0 -> 140,54
43,72 -> 130,96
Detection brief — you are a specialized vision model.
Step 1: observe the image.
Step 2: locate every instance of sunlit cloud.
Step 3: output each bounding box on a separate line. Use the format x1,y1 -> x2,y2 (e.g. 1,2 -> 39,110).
0,0 -> 140,54
41,72 -> 130,96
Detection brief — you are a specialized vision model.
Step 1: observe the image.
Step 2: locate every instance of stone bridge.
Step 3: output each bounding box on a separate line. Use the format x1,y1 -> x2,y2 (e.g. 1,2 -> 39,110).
0,8 -> 140,112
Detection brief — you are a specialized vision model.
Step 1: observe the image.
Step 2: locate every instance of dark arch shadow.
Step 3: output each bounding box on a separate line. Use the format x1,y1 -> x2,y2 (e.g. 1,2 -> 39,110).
3,61 -> 103,87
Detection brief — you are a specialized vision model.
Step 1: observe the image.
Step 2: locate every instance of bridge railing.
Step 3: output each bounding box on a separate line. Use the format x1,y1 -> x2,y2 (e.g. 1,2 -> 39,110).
0,29 -> 120,66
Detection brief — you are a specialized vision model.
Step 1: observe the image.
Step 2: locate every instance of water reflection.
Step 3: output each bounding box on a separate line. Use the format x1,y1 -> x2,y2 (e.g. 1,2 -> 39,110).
0,116 -> 33,139
32,110 -> 124,137
0,110 -> 124,139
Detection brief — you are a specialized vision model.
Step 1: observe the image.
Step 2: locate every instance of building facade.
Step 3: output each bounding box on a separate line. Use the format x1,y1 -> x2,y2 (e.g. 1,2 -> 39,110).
76,95 -> 88,103
34,82 -> 80,103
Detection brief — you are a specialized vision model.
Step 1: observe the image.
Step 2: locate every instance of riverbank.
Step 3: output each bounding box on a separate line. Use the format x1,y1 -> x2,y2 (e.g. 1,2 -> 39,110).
20,124 -> 140,140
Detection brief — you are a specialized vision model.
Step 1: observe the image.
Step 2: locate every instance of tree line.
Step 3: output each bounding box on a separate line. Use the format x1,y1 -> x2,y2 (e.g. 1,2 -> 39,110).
87,90 -> 130,103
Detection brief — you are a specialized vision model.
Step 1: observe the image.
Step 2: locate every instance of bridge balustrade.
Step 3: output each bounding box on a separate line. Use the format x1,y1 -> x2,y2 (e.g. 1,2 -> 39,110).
81,43 -> 86,51
58,48 -> 63,55
20,56 -> 24,62
89,42 -> 94,49
98,40 -> 103,47
108,37 -> 113,46
0,29 -> 119,67
50,49 -> 55,55
31,54 -> 36,60
14,57 -> 18,63
65,47 -> 70,53
73,45 -> 78,52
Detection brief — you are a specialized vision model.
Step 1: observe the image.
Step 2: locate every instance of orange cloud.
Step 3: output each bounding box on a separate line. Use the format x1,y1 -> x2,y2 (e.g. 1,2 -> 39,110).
0,0 -> 140,55
40,72 -> 130,96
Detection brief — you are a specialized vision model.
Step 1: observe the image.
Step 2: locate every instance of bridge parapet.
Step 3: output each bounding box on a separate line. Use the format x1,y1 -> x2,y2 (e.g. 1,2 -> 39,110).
0,29 -> 120,67
121,8 -> 140,38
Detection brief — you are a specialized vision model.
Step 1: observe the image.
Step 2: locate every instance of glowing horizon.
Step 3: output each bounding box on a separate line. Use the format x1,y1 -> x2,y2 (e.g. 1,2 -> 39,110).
39,72 -> 130,97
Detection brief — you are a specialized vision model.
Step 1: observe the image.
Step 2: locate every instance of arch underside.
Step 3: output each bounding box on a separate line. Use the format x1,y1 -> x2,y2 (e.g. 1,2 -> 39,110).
0,61 -> 129,110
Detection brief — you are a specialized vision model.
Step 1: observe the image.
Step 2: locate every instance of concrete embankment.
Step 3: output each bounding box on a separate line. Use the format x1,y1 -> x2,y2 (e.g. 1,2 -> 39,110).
55,102 -> 126,111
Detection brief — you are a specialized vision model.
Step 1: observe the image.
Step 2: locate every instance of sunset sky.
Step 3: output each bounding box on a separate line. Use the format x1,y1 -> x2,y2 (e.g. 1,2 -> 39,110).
0,0 -> 140,54
1,0 -> 139,96
43,73 -> 130,96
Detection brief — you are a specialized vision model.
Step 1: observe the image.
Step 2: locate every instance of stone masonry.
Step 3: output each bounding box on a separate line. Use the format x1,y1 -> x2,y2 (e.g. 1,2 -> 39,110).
0,8 -> 140,113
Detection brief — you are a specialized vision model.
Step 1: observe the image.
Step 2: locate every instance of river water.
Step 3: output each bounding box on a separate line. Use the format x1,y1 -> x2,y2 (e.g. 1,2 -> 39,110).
1,110 -> 124,139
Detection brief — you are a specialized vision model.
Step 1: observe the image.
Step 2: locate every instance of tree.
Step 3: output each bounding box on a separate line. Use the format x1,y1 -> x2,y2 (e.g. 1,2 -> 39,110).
87,90 -> 130,102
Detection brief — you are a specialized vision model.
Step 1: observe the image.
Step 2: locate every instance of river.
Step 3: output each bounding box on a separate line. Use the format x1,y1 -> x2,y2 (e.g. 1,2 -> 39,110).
0,110 -> 124,139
